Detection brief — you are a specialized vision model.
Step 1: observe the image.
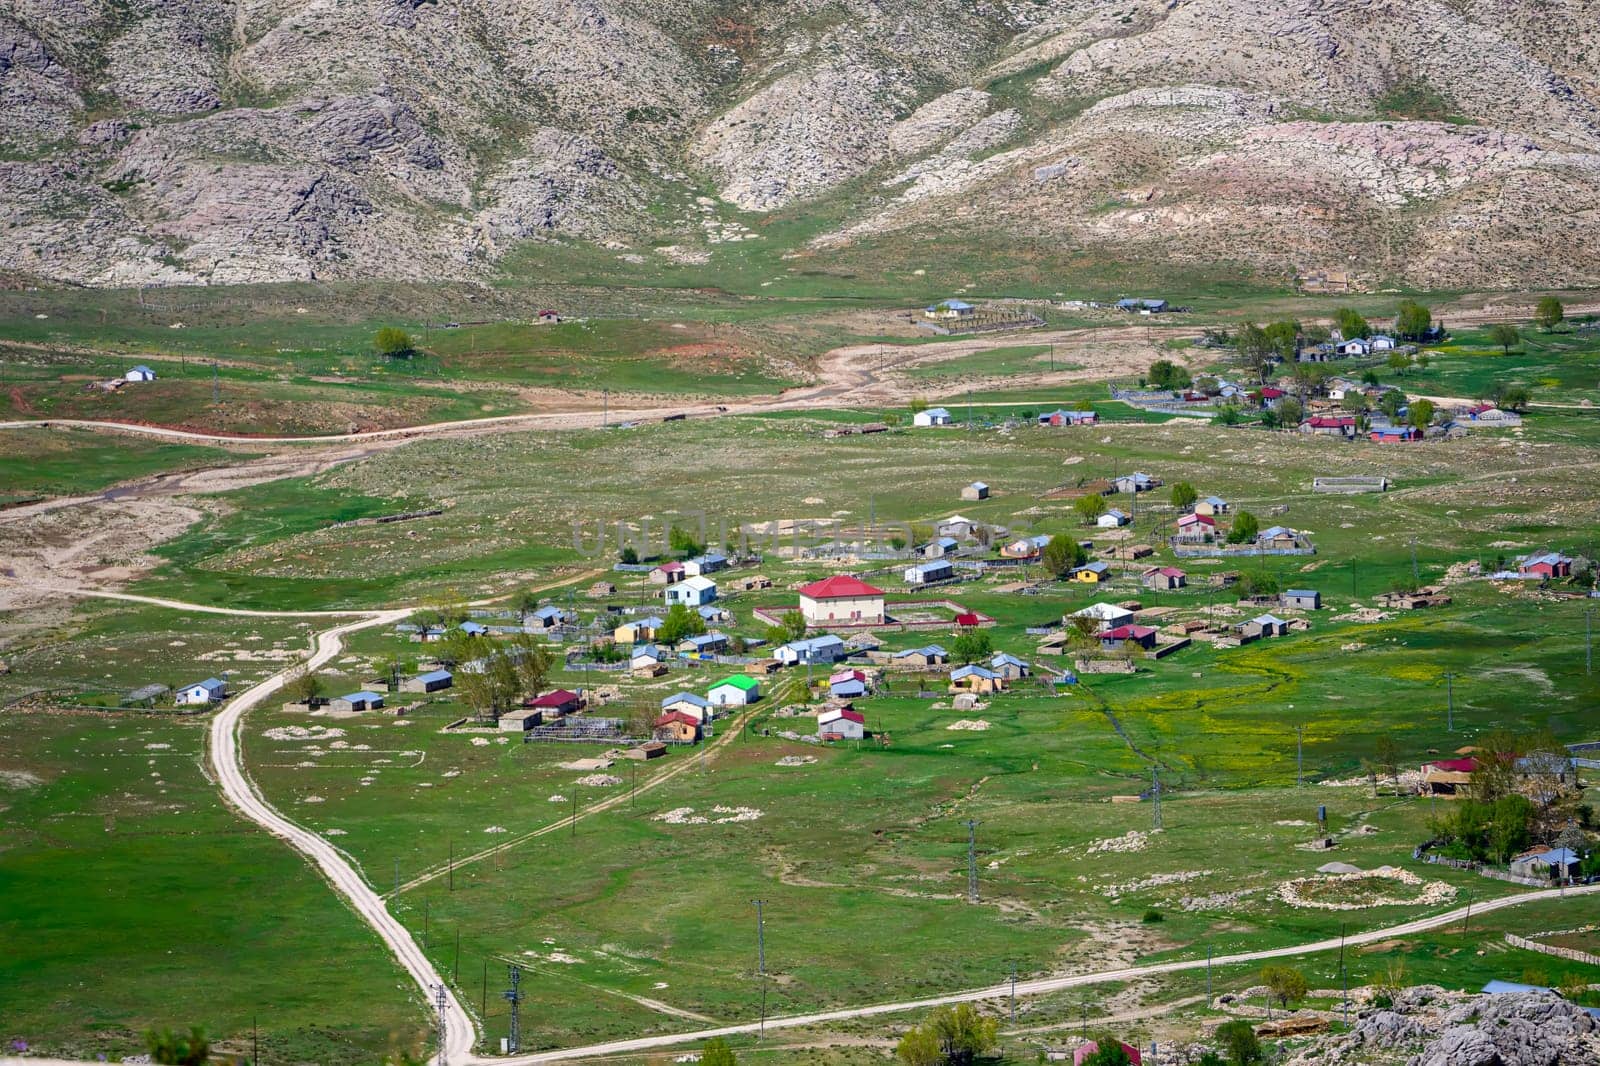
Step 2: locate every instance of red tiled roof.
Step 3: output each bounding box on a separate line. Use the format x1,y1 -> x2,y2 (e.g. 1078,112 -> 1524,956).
1306,416 -> 1355,428
1177,513 -> 1215,526
1429,757 -> 1478,774
656,561 -> 685,572
529,689 -> 581,707
654,711 -> 699,728
1103,625 -> 1156,639
1259,387 -> 1286,398
954,613 -> 980,626
800,575 -> 884,599
824,709 -> 866,725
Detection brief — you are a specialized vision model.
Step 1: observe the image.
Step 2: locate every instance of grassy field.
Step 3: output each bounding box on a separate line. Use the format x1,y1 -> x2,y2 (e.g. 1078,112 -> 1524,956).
0,710 -> 423,1062
0,427 -> 246,503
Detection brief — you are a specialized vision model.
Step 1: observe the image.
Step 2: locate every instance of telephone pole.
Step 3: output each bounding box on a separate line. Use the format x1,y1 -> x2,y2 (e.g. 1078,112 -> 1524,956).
1009,963 -> 1018,1021
1296,724 -> 1304,787
212,360 -> 220,405
750,898 -> 766,974
965,819 -> 980,902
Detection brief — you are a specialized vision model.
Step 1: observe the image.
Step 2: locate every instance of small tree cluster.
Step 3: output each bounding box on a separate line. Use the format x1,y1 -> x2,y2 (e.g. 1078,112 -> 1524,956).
895,1003 -> 998,1066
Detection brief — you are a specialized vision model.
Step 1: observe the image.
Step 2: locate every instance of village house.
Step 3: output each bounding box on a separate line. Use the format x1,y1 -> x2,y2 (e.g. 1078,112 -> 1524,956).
990,652 -> 1030,680
893,644 -> 949,668
798,575 -> 885,626
733,574 -> 772,592
1068,1040 -> 1144,1066
665,575 -> 718,607
1116,298 -> 1167,314
1238,614 -> 1289,640
400,668 -> 453,694
1002,534 -> 1051,560
1097,508 -> 1130,529
653,711 -> 702,744
1256,386 -> 1287,407
175,677 -> 227,706
587,580 -> 616,599
649,561 -> 687,585
1510,847 -> 1582,880
527,689 -> 583,716
913,407 -> 954,427
1302,415 -> 1358,438
817,707 -> 866,741
330,690 -> 385,713
708,674 -> 760,706
773,634 -> 848,666
961,481 -> 990,502
1369,334 -> 1397,351
919,536 -> 960,559
1457,403 -> 1521,426
536,309 -> 561,323
660,691 -> 710,719
1174,513 -> 1217,542
937,515 -> 977,539
1071,561 -> 1111,584
458,620 -> 489,636
679,632 -> 729,656
1257,525 -> 1302,549
1519,552 -> 1574,579
613,615 -> 664,644
1281,589 -> 1321,610
525,605 -> 569,631
904,559 -> 954,585
924,299 -> 975,321
630,645 -> 668,674
1141,566 -> 1186,591
498,709 -> 542,733
1114,472 -> 1159,494
1376,586 -> 1453,610
124,364 -> 157,382
1371,425 -> 1421,443
1100,625 -> 1157,651
1039,408 -> 1098,426
1338,337 -> 1371,356
950,664 -> 1006,693
696,604 -> 730,624
682,551 -> 728,577
1194,495 -> 1229,517
828,669 -> 868,699
1071,602 -> 1135,631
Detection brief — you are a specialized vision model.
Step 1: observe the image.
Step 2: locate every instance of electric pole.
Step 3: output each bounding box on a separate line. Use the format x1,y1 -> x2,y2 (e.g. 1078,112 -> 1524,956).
1445,671 -> 1454,733
1151,767 -> 1163,830
965,819 -> 980,903
1410,538 -> 1419,583
1009,962 -> 1018,1021
603,388 -> 609,429
448,837 -> 454,892
212,360 -> 220,404
435,984 -> 450,1066
504,964 -> 522,1054
751,899 -> 766,974
1296,724 -> 1304,787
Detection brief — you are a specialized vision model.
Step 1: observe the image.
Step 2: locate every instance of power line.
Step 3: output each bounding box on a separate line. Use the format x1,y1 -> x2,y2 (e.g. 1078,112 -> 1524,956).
434,984 -> 450,1066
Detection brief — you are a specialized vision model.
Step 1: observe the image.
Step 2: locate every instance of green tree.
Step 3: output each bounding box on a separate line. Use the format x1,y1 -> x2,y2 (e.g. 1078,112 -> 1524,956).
1486,382 -> 1532,411
1395,299 -> 1432,340
617,545 -> 639,564
375,327 -> 414,357
1387,350 -> 1412,375
929,1003 -> 998,1065
699,1037 -> 737,1066
1236,322 -> 1274,382
1041,536 -> 1087,578
1170,482 -> 1198,510
1535,296 -> 1565,331
781,609 -> 808,642
1340,392 -> 1368,415
909,397 -> 929,415
1276,396 -> 1303,426
668,526 -> 704,559
1379,390 -> 1405,420
1264,320 -> 1301,362
1227,511 -> 1260,545
658,603 -> 707,645
1261,964 -> 1308,1011
951,628 -> 993,664
1335,308 -> 1371,340
509,633 -> 553,697
764,623 -> 790,646
1408,398 -> 1435,430
1216,403 -> 1242,426
1361,369 -> 1382,386
1488,323 -> 1520,354
895,1026 -> 943,1066
286,670 -> 323,706
1215,1019 -> 1263,1066
1073,493 -> 1109,524
146,1027 -> 210,1066
1080,1036 -> 1134,1066
1148,360 -> 1192,389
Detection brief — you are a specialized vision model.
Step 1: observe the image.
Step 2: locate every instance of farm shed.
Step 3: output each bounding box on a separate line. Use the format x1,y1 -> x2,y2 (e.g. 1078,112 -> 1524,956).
818,708 -> 866,741
330,690 -> 385,713
401,669 -> 453,693
175,678 -> 227,706
499,709 -> 543,732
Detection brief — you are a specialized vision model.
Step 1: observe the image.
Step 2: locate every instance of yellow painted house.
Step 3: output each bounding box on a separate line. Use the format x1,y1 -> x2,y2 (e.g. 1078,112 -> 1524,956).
1071,562 -> 1111,583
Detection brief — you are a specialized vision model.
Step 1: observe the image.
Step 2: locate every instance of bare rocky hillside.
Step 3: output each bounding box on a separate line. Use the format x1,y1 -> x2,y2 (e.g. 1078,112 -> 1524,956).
3,0 -> 1599,288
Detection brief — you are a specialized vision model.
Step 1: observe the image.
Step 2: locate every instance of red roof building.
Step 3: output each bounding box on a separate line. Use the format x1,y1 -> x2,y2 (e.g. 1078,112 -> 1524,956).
798,575 -> 886,626
954,613 -> 981,628
1428,757 -> 1479,774
1075,1041 -> 1143,1066
527,689 -> 582,711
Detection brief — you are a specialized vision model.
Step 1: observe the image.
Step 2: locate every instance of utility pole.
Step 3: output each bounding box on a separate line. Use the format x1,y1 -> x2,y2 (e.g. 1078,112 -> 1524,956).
1587,608 -> 1594,675
752,898 -> 768,1040
435,984 -> 450,1066
602,388 -> 609,429
1410,538 -> 1419,583
1206,946 -> 1212,1000
967,387 -> 974,432
453,928 -> 460,983
1296,724 -> 1304,787
571,789 -> 577,838
1338,923 -> 1349,1027
448,837 -> 454,892
1445,671 -> 1454,733
965,819 -> 980,903
424,899 -> 430,948
1151,767 -> 1163,830
394,857 -> 399,897
1009,962 -> 1018,1022
504,965 -> 522,1054
212,360 -> 220,405
253,1015 -> 258,1066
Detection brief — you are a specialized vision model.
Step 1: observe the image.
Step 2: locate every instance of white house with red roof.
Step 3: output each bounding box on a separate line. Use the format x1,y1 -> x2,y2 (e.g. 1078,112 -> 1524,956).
798,575 -> 885,626
817,707 -> 866,741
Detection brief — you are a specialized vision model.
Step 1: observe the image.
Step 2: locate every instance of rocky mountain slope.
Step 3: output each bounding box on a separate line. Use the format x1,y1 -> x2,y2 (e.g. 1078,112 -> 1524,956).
3,0 -> 1600,288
